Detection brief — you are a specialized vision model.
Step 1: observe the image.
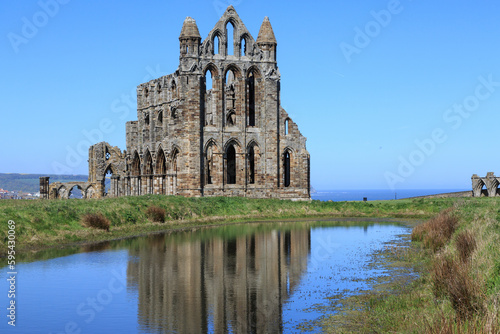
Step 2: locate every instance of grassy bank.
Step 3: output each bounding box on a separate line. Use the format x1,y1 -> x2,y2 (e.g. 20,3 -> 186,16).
2,195 -> 500,331
0,195 -> 458,256
321,198 -> 500,333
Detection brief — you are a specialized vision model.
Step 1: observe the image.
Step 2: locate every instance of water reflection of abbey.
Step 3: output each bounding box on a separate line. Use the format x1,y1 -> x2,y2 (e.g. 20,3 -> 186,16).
126,228 -> 310,333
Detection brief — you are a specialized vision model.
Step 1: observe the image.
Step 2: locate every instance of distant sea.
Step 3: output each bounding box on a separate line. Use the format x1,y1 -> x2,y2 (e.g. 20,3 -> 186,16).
311,189 -> 469,202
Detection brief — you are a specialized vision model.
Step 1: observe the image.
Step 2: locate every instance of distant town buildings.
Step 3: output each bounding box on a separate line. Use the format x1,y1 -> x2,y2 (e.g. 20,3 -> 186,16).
0,188 -> 39,200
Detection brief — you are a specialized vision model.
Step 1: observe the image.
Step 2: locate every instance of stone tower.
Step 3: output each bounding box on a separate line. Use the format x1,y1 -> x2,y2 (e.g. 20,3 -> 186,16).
45,6 -> 310,200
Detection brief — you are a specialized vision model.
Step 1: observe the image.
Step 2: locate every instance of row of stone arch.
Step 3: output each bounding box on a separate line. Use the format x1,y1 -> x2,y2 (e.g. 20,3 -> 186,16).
472,173 -> 500,197
203,139 -> 295,188
143,78 -> 178,100
126,146 -> 180,196
124,140 -> 295,189
204,63 -> 262,128
208,19 -> 254,57
129,147 -> 179,178
203,62 -> 261,80
51,183 -> 96,199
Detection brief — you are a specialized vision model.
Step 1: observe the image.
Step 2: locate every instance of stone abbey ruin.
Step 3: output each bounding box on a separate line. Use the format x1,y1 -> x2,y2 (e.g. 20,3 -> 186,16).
471,173 -> 500,197
41,6 -> 310,200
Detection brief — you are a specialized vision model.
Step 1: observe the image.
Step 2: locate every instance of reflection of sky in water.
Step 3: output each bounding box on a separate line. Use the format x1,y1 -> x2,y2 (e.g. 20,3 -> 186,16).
0,250 -> 138,334
282,224 -> 409,332
0,222 -> 409,333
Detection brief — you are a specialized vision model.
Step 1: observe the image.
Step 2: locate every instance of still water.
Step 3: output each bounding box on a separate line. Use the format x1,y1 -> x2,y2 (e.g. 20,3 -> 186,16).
1,220 -> 411,333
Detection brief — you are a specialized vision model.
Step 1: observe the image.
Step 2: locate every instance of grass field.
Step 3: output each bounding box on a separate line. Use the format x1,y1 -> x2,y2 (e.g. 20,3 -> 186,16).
0,195 -> 457,255
1,195 -> 499,332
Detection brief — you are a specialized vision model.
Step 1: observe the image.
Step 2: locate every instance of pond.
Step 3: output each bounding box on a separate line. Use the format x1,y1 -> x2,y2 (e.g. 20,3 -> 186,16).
0,219 -> 412,333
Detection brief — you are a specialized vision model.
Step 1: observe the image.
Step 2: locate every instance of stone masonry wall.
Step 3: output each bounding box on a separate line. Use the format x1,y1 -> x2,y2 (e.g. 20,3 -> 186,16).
44,6 -> 310,201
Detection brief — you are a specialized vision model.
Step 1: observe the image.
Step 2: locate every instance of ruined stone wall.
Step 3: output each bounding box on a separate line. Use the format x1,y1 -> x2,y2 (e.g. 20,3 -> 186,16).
43,6 -> 310,200
472,172 -> 500,197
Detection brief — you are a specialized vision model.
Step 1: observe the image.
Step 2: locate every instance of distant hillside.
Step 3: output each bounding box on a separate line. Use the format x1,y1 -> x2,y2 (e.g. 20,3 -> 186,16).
0,173 -> 88,193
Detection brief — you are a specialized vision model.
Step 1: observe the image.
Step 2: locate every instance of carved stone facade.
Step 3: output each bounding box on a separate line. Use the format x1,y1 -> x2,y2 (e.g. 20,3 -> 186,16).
471,172 -> 500,197
45,6 -> 310,200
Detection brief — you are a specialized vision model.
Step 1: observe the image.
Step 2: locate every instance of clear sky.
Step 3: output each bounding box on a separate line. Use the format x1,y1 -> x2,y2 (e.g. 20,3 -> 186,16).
1,0 -> 499,190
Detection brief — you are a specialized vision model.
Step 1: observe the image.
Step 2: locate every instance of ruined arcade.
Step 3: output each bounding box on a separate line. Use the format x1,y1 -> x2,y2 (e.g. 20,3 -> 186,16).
44,7 -> 310,200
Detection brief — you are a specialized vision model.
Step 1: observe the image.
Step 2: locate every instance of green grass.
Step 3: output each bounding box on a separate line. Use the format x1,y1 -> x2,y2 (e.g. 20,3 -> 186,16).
1,195 -> 500,331
320,197 -> 500,333
0,195 -> 461,256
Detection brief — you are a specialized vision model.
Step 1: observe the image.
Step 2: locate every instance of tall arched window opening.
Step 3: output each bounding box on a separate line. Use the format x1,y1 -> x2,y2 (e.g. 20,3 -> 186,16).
248,146 -> 255,184
226,22 -> 234,55
214,35 -> 220,55
145,151 -> 153,194
241,37 -> 246,56
157,150 -> 166,175
284,151 -> 291,187
206,145 -> 215,185
204,69 -> 215,126
248,72 -> 255,126
104,167 -> 113,196
171,149 -> 179,174
285,119 -> 289,135
132,153 -> 141,176
226,145 -> 236,184
156,149 -> 166,194
157,110 -> 163,125
171,80 -> 177,99
171,148 -> 179,194
131,152 -> 141,196
225,69 -> 237,127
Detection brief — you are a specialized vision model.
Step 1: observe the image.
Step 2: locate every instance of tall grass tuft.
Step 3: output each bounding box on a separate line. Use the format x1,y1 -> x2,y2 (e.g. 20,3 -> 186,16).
426,311 -> 499,334
412,208 -> 458,251
146,206 -> 166,223
432,253 -> 484,319
81,213 -> 110,232
456,230 -> 476,263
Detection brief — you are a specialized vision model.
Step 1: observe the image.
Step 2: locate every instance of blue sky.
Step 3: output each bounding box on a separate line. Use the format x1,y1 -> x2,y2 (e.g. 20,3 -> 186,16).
1,0 -> 499,190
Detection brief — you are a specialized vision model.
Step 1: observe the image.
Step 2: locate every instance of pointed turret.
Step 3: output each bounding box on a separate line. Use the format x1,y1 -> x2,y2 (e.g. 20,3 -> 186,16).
179,17 -> 201,59
257,16 -> 277,45
179,17 -> 201,39
257,17 -> 277,61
